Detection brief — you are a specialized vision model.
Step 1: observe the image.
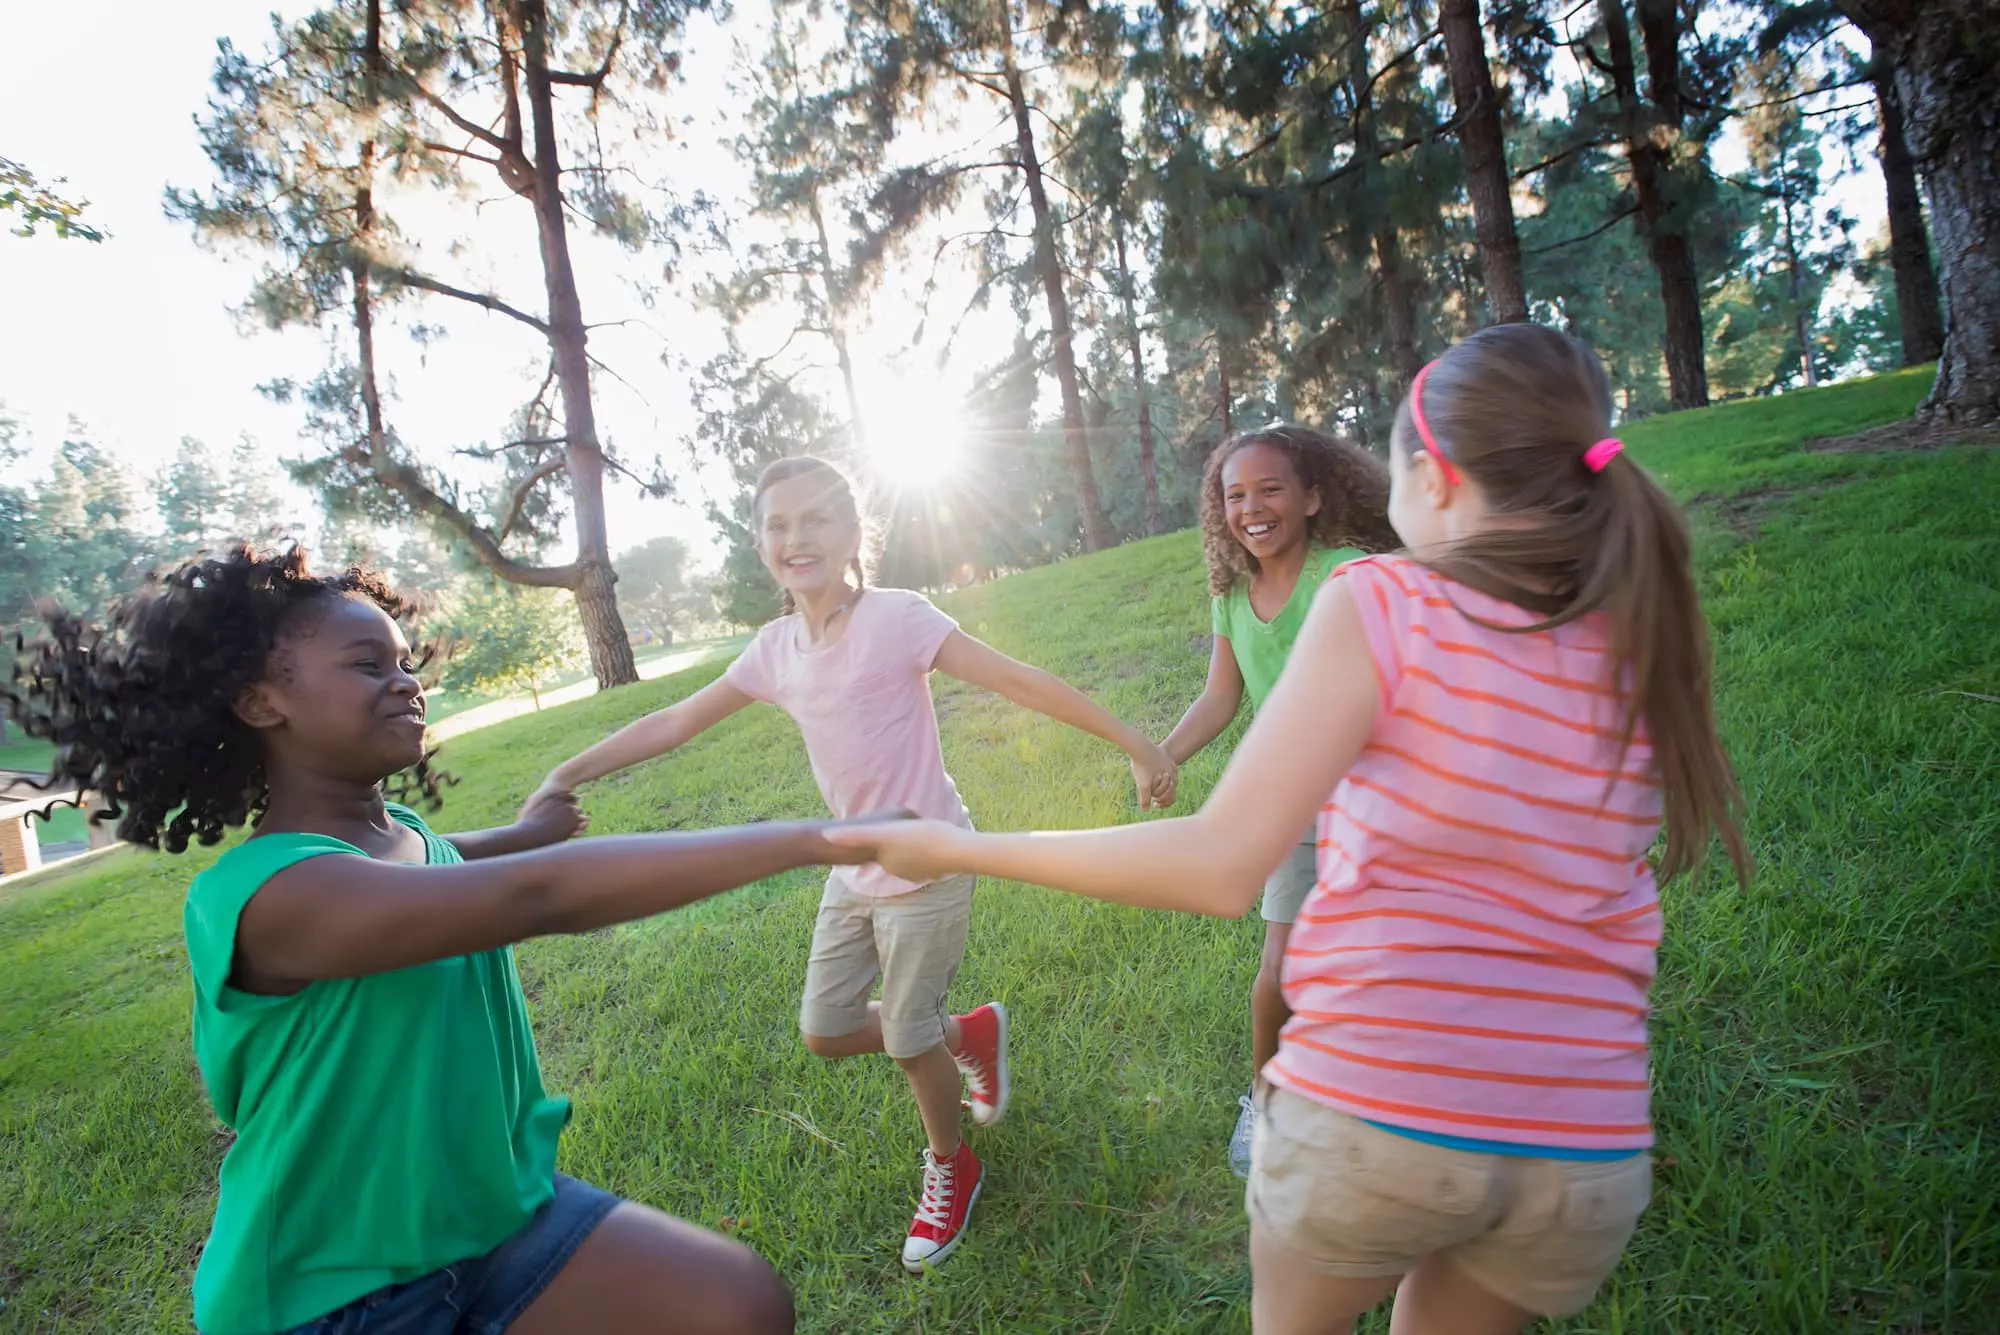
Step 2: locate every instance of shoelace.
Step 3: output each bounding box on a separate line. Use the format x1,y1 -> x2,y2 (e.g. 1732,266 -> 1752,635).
913,1151 -> 957,1229
954,1046 -> 992,1101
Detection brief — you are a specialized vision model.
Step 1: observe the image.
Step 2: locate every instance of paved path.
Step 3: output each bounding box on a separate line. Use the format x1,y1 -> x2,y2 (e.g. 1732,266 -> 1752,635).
428,643 -> 730,742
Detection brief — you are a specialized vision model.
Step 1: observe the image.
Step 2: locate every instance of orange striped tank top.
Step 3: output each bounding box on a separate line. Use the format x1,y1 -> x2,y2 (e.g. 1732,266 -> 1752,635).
1269,554 -> 1663,1152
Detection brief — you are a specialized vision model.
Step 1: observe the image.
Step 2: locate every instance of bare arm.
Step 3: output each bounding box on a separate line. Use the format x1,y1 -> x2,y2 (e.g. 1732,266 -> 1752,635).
831,581 -> 1378,916
1162,633 -> 1246,765
448,790 -> 590,861
931,629 -> 1178,809
542,675 -> 755,792
233,816 -> 882,993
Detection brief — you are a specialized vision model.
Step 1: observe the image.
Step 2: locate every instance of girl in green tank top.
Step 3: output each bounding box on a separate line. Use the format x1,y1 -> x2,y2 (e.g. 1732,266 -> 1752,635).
1157,425 -> 1398,1178
10,546 -> 891,1335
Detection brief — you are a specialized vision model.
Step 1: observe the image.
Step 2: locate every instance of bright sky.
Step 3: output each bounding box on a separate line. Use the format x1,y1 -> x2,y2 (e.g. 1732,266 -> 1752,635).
1,4 -> 1888,570
0,0 -> 996,565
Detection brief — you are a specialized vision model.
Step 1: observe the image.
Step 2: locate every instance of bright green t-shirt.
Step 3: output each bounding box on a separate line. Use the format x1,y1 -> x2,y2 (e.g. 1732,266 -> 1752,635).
1210,545 -> 1364,711
183,805 -> 569,1335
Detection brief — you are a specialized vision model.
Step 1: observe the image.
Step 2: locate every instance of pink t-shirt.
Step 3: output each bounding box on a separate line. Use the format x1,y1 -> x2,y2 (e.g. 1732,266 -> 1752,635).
725,587 -> 973,898
1271,555 -> 1664,1152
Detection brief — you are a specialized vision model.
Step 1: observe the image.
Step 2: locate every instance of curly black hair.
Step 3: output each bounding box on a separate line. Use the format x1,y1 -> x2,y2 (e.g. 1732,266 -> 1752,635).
1199,424 -> 1402,598
4,545 -> 448,854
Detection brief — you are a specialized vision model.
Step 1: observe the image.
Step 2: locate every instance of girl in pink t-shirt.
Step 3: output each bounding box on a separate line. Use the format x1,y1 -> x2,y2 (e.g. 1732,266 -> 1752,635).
833,325 -> 1751,1332
538,456 -> 1176,1275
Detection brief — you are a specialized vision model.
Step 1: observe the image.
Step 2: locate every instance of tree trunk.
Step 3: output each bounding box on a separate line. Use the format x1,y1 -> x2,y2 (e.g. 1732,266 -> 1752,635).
530,682 -> 543,711
997,1 -> 1112,552
1218,349 -> 1233,437
1843,0 -> 2000,424
809,187 -> 868,446
1873,60 -> 1946,366
1343,0 -> 1423,386
515,0 -> 638,686
1375,231 -> 1424,386
1114,225 -> 1161,537
1438,0 -> 1528,325
1779,161 -> 1818,386
1601,0 -> 1709,409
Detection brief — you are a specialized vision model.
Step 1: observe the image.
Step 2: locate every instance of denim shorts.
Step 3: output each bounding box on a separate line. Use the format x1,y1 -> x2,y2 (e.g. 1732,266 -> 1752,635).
286,1174 -> 622,1335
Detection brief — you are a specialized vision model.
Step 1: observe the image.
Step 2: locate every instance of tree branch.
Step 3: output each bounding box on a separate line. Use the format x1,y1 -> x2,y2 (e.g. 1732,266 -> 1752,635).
495,457 -> 568,543
549,0 -> 628,91
421,140 -> 503,168
1524,204 -> 1640,254
353,446 -> 577,588
390,269 -> 550,333
1511,136 -> 1617,180
411,85 -> 510,153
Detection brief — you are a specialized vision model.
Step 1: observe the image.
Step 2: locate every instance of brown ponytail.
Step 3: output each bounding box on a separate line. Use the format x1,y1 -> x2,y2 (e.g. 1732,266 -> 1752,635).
1394,324 -> 1750,887
751,456 -> 870,617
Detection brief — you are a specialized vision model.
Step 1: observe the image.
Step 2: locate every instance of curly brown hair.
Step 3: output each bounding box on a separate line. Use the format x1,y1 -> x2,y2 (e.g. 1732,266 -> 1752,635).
4,545 -> 449,853
1199,424 -> 1400,598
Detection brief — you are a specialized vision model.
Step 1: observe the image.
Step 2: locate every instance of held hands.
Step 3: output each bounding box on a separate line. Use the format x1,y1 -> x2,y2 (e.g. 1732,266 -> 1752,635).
517,781 -> 590,845
821,815 -> 964,883
1130,740 -> 1179,811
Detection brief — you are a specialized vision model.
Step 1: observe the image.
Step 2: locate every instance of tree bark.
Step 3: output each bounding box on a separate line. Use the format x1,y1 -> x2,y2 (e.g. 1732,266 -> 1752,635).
997,0 -> 1112,552
1601,0 -> 1709,408
1218,348 -> 1233,437
1343,0 -> 1424,386
514,0 -> 638,686
1438,0 -> 1528,324
808,187 -> 868,447
1843,0 -> 2000,424
1113,225 -> 1161,537
1873,60 -> 1946,366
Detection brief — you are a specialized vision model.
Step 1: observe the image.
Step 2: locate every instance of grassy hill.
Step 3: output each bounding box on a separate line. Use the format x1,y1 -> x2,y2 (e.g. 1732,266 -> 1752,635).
1,366 -> 1995,1332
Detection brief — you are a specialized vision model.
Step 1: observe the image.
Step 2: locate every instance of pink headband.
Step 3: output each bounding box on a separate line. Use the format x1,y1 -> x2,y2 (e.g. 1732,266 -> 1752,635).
1407,361 -> 1463,486
1411,358 -> 1626,479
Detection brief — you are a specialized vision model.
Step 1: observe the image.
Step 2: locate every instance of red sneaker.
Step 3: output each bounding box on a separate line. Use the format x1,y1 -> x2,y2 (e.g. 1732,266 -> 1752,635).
951,1002 -> 1010,1126
902,1142 -> 984,1273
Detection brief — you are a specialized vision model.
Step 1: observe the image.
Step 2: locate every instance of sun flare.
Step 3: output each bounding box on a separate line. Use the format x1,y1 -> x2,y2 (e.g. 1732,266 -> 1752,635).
860,375 -> 968,489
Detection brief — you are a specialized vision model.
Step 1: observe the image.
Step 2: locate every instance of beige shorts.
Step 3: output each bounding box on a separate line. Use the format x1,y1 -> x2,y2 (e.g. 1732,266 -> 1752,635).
1247,1084 -> 1652,1317
1260,838 -> 1319,925
799,873 -> 975,1059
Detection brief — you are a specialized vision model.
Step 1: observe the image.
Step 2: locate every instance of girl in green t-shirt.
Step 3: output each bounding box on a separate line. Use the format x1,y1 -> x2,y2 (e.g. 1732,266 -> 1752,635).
8,546 -> 888,1335
1159,424 -> 1398,1178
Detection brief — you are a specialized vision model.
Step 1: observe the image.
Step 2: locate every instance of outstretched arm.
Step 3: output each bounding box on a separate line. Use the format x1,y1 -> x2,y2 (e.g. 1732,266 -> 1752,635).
537,676 -> 755,797
448,789 -> 591,861
1161,633 -> 1246,765
931,629 -> 1179,809
834,581 -> 1378,916
232,814 -> 895,994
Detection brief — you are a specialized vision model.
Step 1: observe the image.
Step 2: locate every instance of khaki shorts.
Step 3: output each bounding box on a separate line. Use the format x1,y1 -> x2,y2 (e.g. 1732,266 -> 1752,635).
799,873 -> 975,1059
1247,1084 -> 1652,1317
1260,838 -> 1319,925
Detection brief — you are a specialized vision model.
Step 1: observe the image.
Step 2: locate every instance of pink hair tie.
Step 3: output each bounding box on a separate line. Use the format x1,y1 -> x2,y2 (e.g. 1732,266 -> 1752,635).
1583,438 -> 1624,473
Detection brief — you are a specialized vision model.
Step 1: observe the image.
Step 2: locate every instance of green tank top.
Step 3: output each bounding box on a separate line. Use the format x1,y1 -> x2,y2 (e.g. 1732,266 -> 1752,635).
183,805 -> 568,1334
1210,545 -> 1363,711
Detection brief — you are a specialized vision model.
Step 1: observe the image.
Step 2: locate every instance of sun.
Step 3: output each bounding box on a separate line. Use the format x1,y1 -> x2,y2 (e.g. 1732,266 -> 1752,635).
859,374 -> 968,489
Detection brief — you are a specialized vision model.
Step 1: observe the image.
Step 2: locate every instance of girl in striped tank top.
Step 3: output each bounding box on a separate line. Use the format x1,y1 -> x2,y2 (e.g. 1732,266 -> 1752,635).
832,323 -> 1750,1333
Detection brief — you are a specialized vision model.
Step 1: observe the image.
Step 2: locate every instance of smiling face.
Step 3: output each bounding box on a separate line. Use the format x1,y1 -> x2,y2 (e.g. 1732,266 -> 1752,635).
1221,441 -> 1321,568
755,470 -> 863,604
236,594 -> 428,783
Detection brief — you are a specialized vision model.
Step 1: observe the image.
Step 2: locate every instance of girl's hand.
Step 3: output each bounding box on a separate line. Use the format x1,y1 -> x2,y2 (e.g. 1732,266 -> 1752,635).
516,786 -> 590,844
1131,741 -> 1179,811
822,817 -> 966,882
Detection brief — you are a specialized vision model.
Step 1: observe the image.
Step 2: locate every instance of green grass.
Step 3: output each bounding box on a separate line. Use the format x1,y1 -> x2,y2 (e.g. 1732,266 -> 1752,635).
2,369 -> 1995,1332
